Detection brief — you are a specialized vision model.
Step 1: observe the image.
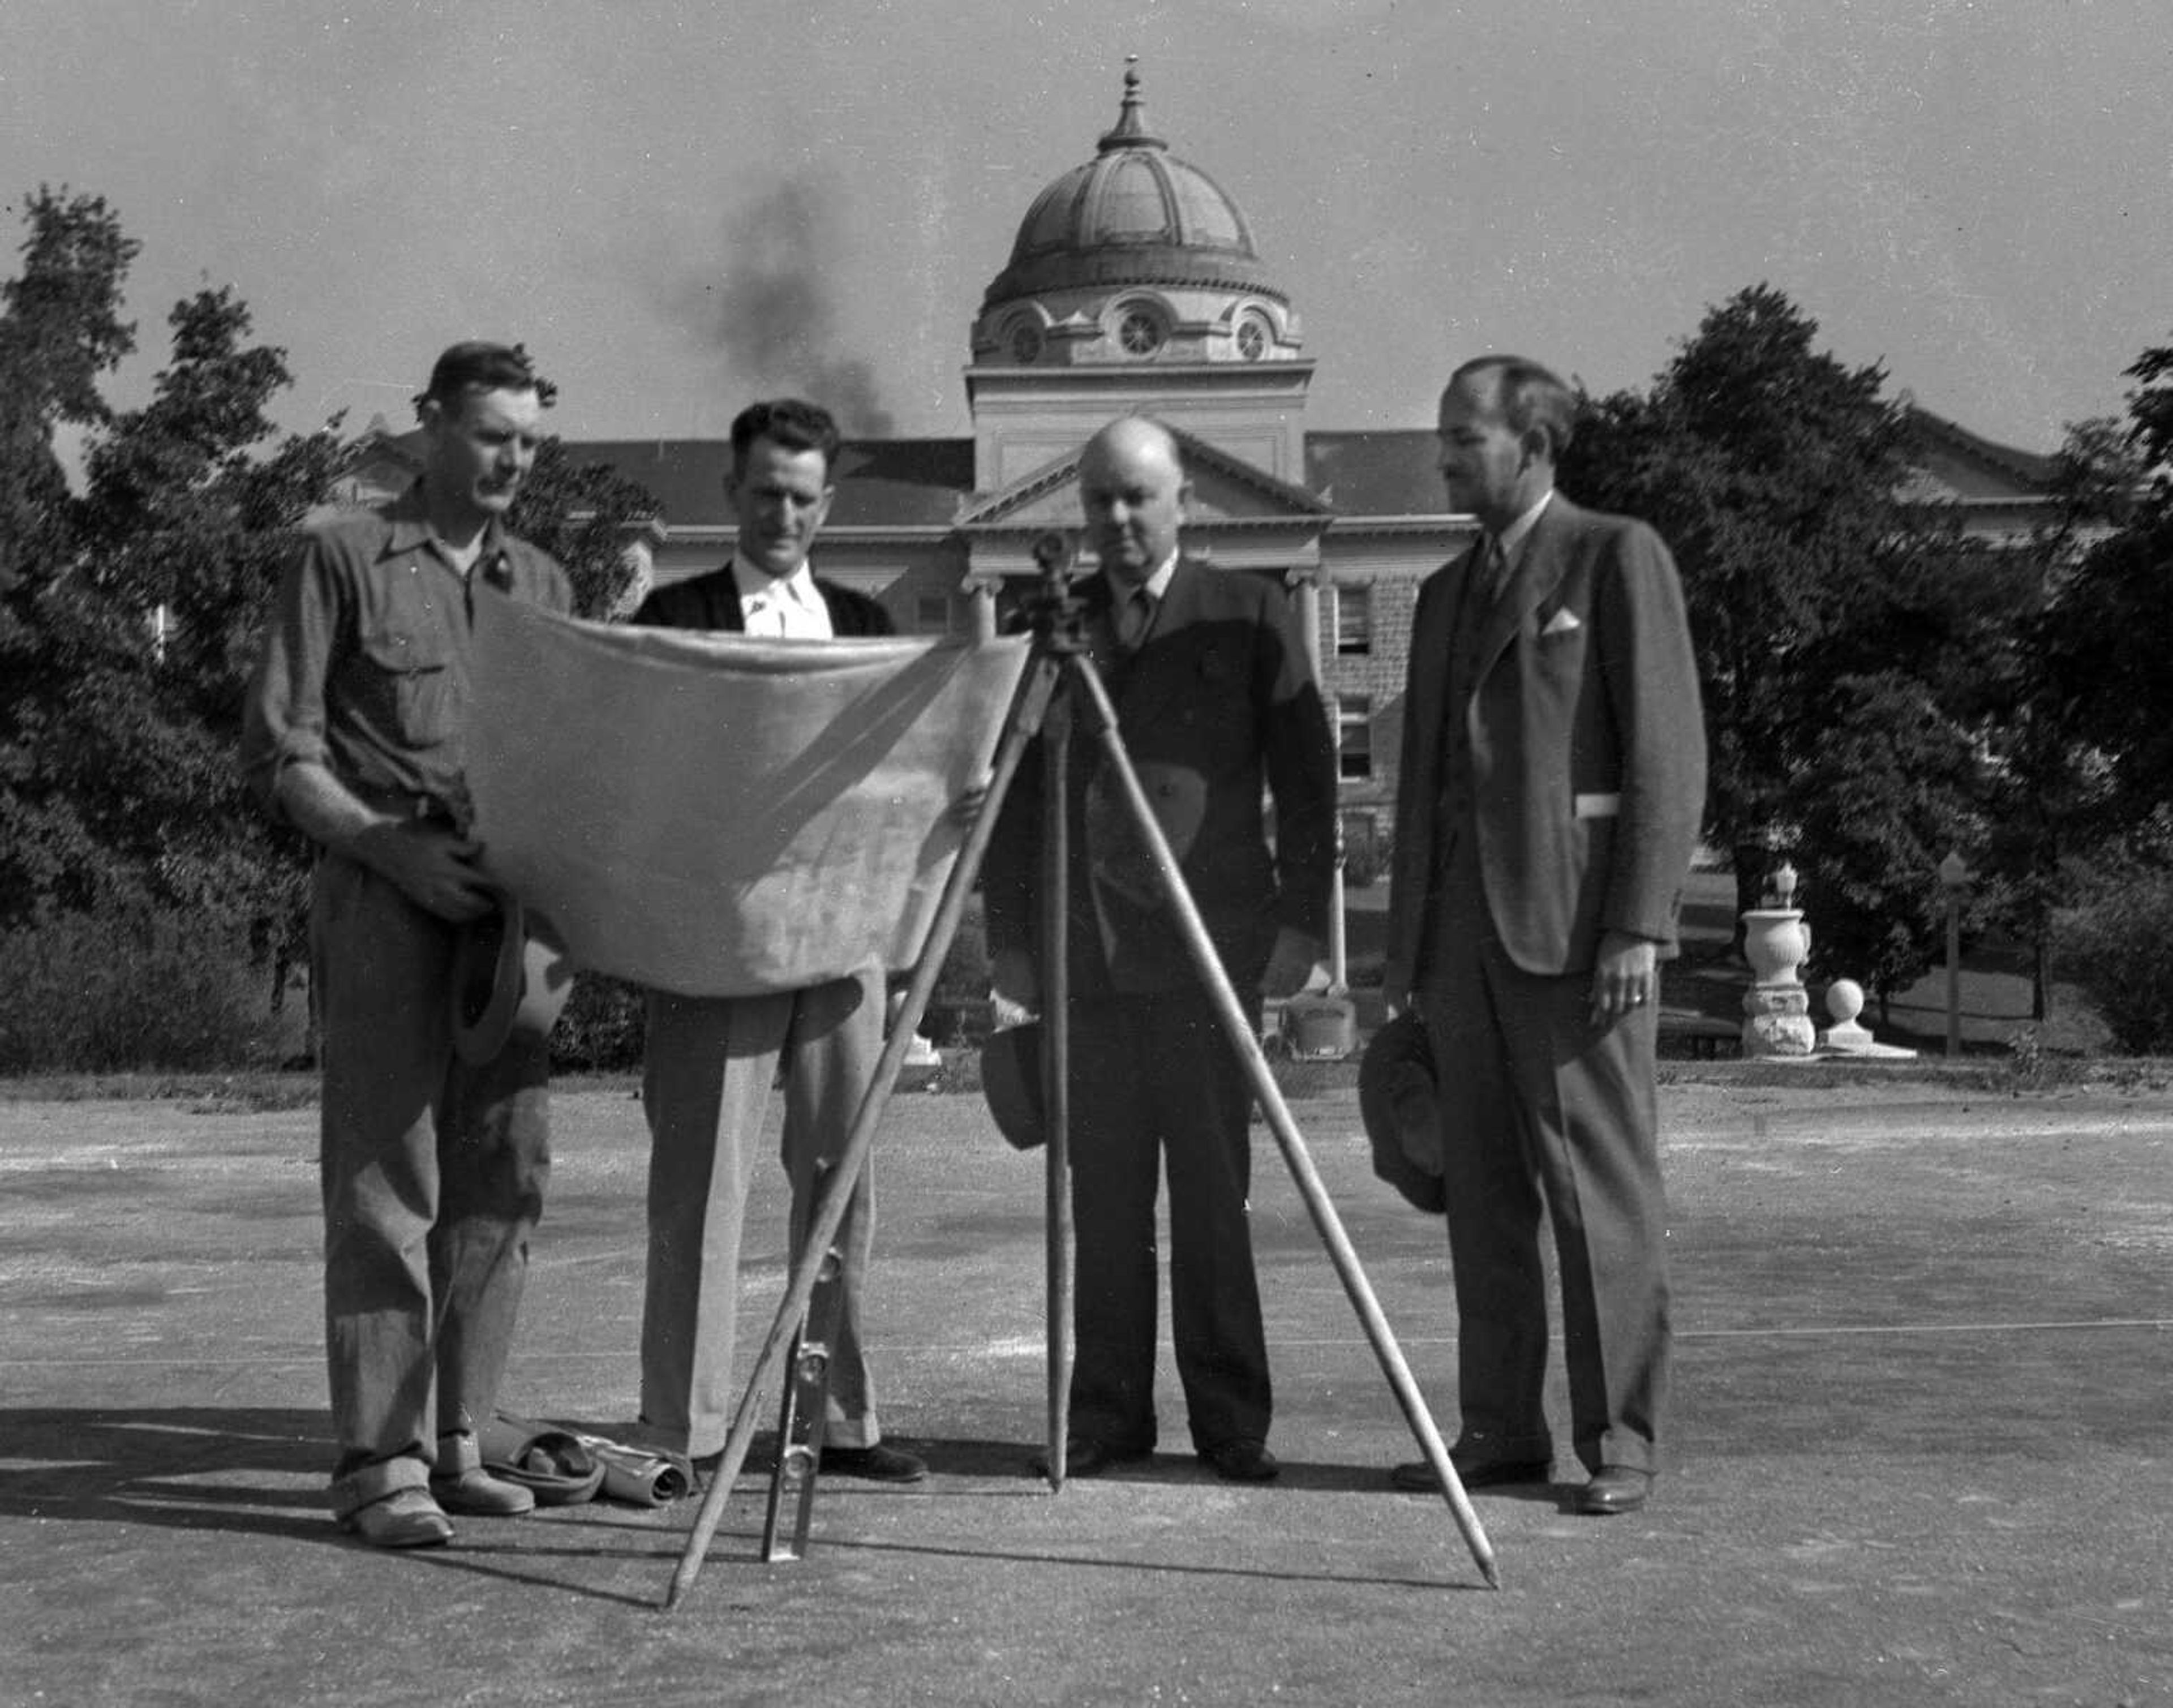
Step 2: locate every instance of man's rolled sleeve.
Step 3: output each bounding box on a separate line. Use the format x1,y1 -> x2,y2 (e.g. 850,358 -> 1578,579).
241,534 -> 338,818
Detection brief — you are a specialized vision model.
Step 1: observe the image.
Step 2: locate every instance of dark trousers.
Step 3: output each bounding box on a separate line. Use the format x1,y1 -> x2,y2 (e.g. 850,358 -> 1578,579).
311,852 -> 551,1517
1066,986 -> 1270,1454
1417,900 -> 1672,1476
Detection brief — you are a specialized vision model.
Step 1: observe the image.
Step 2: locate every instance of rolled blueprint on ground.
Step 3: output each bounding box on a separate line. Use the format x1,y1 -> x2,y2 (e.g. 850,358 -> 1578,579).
466,590 -> 1029,997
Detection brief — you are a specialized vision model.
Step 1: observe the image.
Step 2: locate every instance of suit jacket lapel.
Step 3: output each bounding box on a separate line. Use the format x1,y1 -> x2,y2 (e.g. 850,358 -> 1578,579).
1470,499 -> 1573,673
1109,557 -> 1204,731
817,580 -> 859,636
1402,555 -> 1461,807
711,563 -> 749,633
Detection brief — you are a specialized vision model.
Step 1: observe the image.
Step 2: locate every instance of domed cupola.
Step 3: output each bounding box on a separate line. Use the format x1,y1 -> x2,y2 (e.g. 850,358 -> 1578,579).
971,63 -> 1302,370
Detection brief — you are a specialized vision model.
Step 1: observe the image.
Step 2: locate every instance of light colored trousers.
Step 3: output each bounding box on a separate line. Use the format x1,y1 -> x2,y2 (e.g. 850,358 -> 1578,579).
638,967 -> 886,1458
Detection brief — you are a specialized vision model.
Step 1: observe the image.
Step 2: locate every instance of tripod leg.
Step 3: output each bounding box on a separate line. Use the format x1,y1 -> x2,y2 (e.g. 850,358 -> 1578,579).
761,1221 -> 845,1563
1040,685 -> 1074,1490
665,651 -> 1062,1610
1064,657 -> 1501,1590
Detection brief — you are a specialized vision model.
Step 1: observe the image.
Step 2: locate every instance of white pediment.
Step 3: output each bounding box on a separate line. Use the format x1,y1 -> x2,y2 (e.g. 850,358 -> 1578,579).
959,424 -> 1332,533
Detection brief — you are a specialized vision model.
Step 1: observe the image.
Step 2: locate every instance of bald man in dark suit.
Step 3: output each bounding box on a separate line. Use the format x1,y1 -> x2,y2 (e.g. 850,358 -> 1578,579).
1384,356 -> 1706,1517
985,415 -> 1335,1484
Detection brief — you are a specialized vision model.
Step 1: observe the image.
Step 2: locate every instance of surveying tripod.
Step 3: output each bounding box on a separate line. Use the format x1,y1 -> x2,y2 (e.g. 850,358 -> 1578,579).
663,535 -> 1500,1609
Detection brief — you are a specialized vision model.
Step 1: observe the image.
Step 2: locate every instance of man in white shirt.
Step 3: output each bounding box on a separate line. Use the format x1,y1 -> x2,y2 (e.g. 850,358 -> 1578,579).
627,399 -> 925,1485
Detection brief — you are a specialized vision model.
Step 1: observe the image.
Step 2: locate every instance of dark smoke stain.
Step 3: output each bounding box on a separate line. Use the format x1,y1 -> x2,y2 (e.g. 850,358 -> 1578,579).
686,174 -> 896,437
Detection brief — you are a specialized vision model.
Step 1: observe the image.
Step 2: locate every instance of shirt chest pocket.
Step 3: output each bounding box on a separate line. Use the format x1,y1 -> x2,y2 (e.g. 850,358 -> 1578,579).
357,625 -> 457,749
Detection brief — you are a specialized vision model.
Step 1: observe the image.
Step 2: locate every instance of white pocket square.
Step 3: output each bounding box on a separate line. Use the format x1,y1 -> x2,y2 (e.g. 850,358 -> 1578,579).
1540,607 -> 1582,637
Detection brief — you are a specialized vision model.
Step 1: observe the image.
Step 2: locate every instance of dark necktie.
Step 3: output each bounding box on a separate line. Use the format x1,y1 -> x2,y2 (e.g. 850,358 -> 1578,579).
1483,535 -> 1511,601
1116,585 -> 1155,651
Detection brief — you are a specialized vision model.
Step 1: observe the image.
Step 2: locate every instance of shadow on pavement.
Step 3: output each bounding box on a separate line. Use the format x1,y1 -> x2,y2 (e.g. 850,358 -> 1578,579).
0,1406 -> 329,1540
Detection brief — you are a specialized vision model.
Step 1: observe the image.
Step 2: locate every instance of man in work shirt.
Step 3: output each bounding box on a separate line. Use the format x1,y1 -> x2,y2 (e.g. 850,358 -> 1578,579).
243,341 -> 569,1548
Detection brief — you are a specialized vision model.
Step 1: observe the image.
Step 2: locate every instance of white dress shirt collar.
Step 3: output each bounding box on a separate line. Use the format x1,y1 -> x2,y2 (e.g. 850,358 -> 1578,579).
1103,547 -> 1180,608
1496,488 -> 1554,566
732,552 -> 832,639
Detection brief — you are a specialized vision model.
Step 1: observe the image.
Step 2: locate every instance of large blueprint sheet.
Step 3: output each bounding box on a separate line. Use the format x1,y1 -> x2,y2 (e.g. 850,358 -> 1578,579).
467,592 -> 1029,997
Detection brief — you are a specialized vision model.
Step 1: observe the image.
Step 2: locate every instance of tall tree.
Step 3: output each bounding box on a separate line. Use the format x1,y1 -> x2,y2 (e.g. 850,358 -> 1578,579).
1789,670 -> 1986,1014
1566,285 -> 1929,862
73,288 -> 346,961
0,200 -> 341,965
0,188 -> 143,916
1960,416 -> 2140,1020
2037,340 -> 2173,842
1563,284 -> 1998,997
509,437 -> 659,620
0,187 -> 137,593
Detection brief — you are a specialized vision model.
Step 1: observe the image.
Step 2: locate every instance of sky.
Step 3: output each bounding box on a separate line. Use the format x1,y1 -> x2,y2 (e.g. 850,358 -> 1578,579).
2,0 -> 2167,458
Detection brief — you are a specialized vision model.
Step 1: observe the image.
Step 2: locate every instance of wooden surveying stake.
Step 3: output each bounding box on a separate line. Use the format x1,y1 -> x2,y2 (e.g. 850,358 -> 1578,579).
663,534 -> 1498,1610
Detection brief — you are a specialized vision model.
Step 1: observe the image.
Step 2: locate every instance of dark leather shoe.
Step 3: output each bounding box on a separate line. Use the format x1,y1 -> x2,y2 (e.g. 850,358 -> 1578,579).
1390,1450 -> 1551,1494
430,1466 -> 536,1517
339,1487 -> 454,1549
1030,1436 -> 1152,1478
1200,1439 -> 1281,1483
819,1442 -> 928,1483
1575,1466 -> 1653,1516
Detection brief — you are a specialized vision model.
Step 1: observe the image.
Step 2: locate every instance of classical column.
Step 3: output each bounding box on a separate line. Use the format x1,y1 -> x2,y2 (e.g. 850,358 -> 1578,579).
960,570 -> 1001,642
1286,567 -> 1344,990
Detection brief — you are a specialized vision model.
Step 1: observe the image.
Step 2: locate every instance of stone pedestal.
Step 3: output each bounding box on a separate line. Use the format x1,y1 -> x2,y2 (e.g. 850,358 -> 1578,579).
1818,977 -> 1916,1059
1741,907 -> 1816,1058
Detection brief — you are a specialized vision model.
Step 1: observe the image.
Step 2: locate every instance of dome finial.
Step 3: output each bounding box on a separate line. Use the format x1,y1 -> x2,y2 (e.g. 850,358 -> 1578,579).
1099,55 -> 1165,153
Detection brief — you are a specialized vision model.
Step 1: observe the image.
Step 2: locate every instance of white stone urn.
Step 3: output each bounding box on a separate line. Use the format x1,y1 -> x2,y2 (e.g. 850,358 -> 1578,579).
1740,907 -> 1816,1057
1742,908 -> 1811,986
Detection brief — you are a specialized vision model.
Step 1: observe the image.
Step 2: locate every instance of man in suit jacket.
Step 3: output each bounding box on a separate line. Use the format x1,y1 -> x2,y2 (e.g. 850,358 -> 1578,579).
1382,356 -> 1706,1517
628,398 -> 924,1485
986,415 -> 1336,1483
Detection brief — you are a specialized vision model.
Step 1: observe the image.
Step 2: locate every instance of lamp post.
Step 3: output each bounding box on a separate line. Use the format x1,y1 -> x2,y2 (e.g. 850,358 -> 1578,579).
1938,849 -> 1972,1059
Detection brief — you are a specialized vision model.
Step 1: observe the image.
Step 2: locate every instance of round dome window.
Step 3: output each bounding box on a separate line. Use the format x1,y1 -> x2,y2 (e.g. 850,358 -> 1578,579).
1117,307 -> 1165,357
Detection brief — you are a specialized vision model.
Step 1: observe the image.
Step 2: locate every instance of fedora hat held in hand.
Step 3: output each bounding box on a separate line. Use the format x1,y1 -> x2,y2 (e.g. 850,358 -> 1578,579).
1358,1011 -> 1446,1213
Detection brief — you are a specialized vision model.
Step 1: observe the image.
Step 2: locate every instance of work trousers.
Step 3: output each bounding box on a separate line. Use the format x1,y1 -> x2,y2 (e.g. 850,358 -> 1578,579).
1417,873 -> 1672,1477
311,851 -> 552,1518
1066,986 -> 1270,1455
638,967 -> 885,1459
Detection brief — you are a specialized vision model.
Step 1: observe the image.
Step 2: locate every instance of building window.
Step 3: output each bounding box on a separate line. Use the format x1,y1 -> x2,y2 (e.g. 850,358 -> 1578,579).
1235,315 -> 1269,361
915,592 -> 954,635
1333,583 -> 1372,655
1008,319 -> 1043,364
1338,696 -> 1373,781
1116,306 -> 1165,357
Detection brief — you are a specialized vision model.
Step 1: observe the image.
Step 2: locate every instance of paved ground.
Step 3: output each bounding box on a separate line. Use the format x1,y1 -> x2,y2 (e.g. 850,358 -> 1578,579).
3,1071 -> 2170,1707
